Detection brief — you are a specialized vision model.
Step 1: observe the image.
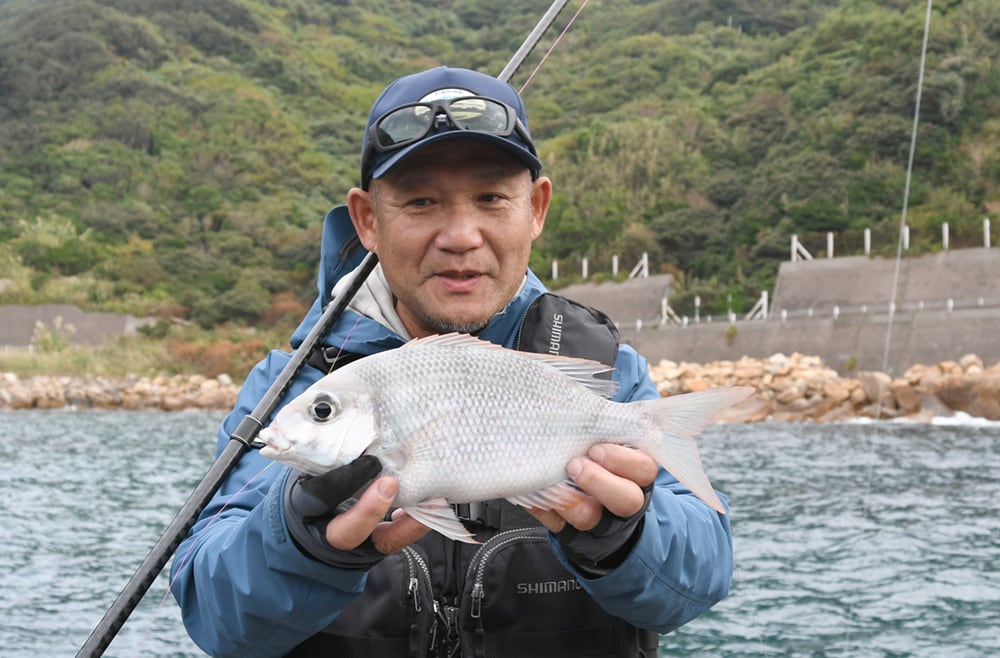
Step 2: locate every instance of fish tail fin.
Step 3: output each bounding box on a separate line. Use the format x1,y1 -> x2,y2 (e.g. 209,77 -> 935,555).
637,386 -> 753,514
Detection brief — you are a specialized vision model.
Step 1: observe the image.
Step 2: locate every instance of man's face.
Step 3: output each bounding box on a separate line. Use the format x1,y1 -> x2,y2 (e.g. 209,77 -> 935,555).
347,141 -> 552,338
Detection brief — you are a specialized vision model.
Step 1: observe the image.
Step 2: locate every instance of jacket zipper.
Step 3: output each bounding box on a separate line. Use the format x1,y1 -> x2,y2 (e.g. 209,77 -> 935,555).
401,545 -> 434,657
462,527 -> 548,657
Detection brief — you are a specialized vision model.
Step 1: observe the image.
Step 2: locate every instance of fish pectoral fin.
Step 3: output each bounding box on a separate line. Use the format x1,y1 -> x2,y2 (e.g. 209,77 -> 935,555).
405,497 -> 480,544
506,480 -> 586,511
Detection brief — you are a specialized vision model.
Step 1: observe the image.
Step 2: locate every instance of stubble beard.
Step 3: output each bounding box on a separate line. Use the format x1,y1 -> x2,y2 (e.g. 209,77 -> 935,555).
418,314 -> 490,336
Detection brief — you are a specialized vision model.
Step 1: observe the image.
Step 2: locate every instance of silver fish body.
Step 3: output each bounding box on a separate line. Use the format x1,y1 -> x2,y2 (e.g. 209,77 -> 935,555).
258,333 -> 751,542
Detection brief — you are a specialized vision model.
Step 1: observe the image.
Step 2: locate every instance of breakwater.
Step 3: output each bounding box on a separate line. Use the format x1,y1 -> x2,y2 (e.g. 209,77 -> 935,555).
3,351 -> 998,422
653,352 -> 1000,422
0,372 -> 238,412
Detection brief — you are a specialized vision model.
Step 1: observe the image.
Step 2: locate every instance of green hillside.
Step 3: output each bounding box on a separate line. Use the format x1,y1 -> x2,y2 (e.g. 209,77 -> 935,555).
1,0 -> 997,326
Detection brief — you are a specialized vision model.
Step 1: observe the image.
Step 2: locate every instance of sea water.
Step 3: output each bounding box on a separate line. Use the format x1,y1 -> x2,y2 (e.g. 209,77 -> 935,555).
1,410 -> 998,657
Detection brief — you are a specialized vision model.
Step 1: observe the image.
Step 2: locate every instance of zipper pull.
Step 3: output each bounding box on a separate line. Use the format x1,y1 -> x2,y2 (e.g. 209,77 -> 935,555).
470,582 -> 484,618
408,576 -> 421,612
429,600 -> 443,650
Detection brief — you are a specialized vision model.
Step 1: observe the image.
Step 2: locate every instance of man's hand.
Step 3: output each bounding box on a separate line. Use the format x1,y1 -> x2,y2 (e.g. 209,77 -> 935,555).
325,476 -> 429,555
528,444 -> 658,575
528,443 -> 658,533
284,457 -> 428,569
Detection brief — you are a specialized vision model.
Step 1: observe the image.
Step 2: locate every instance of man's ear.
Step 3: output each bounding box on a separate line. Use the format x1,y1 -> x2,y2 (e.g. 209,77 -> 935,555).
530,176 -> 553,240
347,187 -> 377,251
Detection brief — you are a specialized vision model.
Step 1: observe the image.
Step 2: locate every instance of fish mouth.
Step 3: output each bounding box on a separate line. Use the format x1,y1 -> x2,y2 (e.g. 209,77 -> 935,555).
257,426 -> 290,456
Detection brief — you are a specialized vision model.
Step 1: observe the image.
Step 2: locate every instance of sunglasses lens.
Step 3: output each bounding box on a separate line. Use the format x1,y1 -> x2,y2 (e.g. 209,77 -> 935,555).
372,97 -> 515,152
375,105 -> 434,148
448,98 -> 511,133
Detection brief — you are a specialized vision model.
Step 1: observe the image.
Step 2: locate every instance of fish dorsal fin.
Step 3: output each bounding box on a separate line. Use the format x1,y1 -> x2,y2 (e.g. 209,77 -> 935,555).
403,333 -> 619,399
404,497 -> 480,544
506,480 -> 586,511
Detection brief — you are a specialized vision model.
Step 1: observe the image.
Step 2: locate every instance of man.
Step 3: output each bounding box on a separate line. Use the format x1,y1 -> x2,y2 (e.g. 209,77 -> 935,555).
171,66 -> 733,657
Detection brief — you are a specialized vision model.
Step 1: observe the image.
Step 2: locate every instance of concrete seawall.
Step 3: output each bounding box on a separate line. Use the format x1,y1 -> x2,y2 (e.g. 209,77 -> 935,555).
564,247 -> 1000,375
0,304 -> 151,346
622,306 -> 1000,377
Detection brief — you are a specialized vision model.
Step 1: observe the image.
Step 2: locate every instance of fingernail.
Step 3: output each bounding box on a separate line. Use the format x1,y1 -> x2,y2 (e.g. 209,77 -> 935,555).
567,458 -> 583,478
376,478 -> 396,500
589,445 -> 606,463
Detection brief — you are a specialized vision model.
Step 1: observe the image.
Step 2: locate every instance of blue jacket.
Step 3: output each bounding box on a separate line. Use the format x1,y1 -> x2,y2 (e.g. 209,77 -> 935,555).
171,206 -> 733,657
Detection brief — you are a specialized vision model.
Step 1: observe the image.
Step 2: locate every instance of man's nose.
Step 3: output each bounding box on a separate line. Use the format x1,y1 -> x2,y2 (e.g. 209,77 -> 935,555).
434,205 -> 485,252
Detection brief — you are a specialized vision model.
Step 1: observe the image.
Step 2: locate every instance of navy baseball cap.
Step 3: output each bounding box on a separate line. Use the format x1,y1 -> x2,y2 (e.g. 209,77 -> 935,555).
360,66 -> 542,189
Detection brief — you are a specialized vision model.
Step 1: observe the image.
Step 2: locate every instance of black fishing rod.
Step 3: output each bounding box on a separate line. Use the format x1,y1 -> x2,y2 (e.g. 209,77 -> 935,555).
74,2 -> 574,656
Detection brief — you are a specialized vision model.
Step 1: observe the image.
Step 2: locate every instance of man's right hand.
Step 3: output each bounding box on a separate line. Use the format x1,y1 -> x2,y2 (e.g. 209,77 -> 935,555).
284,458 -> 430,569
324,476 -> 430,555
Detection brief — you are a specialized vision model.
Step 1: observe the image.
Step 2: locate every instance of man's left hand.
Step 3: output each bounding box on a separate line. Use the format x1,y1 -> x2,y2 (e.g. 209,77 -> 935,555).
528,443 -> 658,534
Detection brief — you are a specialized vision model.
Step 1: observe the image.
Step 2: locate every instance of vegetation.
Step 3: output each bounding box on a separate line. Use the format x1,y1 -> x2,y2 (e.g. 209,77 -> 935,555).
1,0 -> 998,332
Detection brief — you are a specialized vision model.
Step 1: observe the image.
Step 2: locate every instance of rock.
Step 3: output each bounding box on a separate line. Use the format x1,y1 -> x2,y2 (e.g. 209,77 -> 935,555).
684,378 -> 711,393
959,354 -> 984,371
856,371 -> 892,403
891,379 -> 922,414
933,374 -> 1000,420
822,381 -> 851,404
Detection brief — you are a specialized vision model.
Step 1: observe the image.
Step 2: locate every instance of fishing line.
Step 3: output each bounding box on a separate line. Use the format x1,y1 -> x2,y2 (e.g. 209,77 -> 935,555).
518,0 -> 591,94
875,0 -> 935,419
861,0 -> 934,507
842,1 -> 934,653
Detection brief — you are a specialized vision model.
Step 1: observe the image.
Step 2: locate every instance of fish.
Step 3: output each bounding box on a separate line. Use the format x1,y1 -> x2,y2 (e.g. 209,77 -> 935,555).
258,333 -> 752,543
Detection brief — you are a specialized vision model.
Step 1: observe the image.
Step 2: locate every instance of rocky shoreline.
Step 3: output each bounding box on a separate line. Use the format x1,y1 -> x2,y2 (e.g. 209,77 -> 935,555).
0,372 -> 239,412
2,352 -> 999,422
652,352 -> 1000,423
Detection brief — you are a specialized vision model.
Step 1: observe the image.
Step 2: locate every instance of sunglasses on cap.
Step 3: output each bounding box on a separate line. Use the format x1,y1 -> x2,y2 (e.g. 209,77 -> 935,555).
362,96 -> 535,185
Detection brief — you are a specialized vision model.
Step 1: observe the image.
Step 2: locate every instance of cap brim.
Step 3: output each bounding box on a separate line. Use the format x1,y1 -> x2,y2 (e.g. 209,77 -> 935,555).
370,131 -> 542,183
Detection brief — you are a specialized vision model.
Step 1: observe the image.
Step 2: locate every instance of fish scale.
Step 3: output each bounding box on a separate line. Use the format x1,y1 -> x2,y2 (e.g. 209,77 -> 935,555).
258,333 -> 752,543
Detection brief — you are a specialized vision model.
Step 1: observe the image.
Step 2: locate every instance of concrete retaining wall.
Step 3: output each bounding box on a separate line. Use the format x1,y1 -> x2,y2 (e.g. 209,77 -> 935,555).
621,306 -> 1000,375
772,248 -> 1000,315
0,304 -> 151,347
566,247 -> 1000,374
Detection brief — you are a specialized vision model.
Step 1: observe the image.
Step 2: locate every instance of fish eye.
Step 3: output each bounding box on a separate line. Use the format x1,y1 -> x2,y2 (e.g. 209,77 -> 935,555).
308,392 -> 340,423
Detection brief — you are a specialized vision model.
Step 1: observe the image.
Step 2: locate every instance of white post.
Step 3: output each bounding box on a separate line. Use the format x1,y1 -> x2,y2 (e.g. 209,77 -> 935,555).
827,232 -> 834,258
942,222 -> 949,250
551,260 -> 558,280
694,295 -> 701,323
791,234 -> 798,262
986,218 -> 991,249
581,257 -> 588,279
641,252 -> 649,278
781,309 -> 788,323
660,298 -> 667,325
612,255 -> 619,276
903,225 -> 910,250
864,228 -> 871,255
